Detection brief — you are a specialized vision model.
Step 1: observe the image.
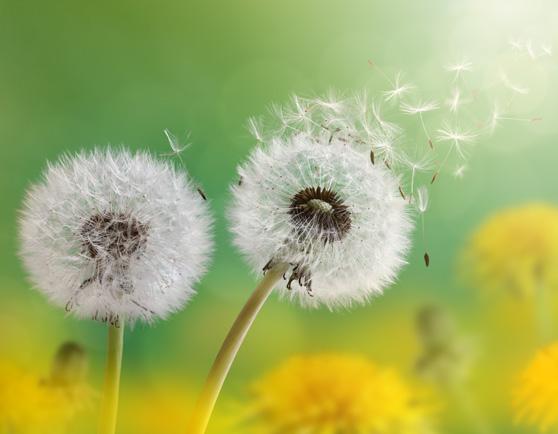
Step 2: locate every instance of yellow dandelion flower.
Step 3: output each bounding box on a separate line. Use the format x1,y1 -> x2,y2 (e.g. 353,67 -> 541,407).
0,343 -> 94,434
462,203 -> 558,297
119,379 -> 241,434
246,353 -> 434,434
119,381 -> 194,434
514,342 -> 558,432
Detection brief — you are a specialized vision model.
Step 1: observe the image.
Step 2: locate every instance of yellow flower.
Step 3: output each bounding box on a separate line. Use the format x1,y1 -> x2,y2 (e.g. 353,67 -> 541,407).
462,203 -> 558,297
0,343 -> 94,434
119,379 -> 241,434
246,353 -> 434,434
514,342 -> 558,432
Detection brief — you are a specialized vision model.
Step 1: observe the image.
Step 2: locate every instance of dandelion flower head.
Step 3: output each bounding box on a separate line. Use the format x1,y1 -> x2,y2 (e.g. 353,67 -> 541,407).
514,342 -> 558,432
247,353 -> 434,434
19,148 -> 213,324
230,133 -> 412,309
462,204 -> 558,297
0,343 -> 93,434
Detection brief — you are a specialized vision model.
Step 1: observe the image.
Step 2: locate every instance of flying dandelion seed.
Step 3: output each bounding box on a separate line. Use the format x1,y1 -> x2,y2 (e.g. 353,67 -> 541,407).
453,164 -> 468,179
500,72 -> 529,95
313,89 -> 346,113
401,100 -> 439,147
383,72 -> 415,102
447,88 -> 462,113
162,129 -> 190,158
541,43 -> 552,57
488,102 -> 542,133
445,58 -> 473,81
437,124 -> 477,160
400,100 -> 439,115
402,154 -> 434,199
414,186 -> 430,267
508,37 -> 553,59
509,37 -> 524,51
247,117 -> 265,143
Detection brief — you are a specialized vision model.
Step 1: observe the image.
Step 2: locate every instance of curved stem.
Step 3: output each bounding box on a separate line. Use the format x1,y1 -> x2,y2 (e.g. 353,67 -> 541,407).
187,263 -> 288,434
98,319 -> 125,434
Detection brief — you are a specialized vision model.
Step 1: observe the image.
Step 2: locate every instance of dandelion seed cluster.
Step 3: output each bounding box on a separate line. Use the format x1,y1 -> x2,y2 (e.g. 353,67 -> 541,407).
19,148 -> 213,324
230,136 -> 412,309
248,354 -> 434,434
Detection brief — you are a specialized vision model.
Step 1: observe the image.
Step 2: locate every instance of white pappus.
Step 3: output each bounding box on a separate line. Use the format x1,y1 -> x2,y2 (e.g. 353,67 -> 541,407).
19,148 -> 213,324
229,136 -> 412,309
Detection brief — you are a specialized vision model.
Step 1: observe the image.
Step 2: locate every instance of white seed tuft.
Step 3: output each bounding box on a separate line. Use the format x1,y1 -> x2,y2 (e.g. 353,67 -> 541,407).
229,136 -> 412,309
19,148 -> 213,324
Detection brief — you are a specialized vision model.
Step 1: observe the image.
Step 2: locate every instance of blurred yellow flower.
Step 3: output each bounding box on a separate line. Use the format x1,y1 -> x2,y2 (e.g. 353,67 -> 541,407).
246,353 -> 435,434
119,380 -> 194,434
462,203 -> 558,297
0,342 -> 94,434
119,378 -> 241,434
514,342 -> 558,432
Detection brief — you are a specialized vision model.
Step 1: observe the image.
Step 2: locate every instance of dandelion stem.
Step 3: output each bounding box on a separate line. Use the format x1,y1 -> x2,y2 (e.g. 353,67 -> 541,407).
187,263 -> 288,434
98,320 -> 125,434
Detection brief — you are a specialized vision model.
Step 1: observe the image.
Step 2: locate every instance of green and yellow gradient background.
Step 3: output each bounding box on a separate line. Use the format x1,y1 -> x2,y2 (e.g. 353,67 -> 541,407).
1,0 -> 558,433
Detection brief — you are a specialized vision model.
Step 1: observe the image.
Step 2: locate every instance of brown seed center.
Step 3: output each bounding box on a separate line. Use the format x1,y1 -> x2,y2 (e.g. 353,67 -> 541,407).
80,212 -> 149,260
288,186 -> 352,243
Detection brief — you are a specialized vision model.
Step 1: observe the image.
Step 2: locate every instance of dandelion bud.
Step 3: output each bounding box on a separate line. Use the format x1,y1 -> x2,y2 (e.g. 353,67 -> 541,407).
49,342 -> 88,387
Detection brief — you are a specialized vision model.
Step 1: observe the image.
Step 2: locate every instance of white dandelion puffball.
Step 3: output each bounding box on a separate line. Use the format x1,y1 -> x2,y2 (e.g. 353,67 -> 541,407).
230,136 -> 412,309
19,148 -> 213,324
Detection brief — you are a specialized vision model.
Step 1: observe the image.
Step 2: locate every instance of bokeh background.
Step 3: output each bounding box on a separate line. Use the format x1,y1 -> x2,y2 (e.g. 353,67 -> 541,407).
1,0 -> 558,433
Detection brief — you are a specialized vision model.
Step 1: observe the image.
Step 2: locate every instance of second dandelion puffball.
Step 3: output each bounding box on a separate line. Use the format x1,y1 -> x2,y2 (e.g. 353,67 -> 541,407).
19,148 -> 213,324
229,135 -> 412,309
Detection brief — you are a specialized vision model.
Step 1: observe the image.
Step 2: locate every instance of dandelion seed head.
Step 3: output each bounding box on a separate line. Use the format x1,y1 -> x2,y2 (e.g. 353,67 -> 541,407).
229,135 -> 412,309
19,148 -> 213,324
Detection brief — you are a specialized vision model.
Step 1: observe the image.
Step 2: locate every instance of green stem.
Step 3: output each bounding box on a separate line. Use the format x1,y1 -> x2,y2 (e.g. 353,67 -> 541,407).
187,263 -> 288,434
98,319 -> 125,434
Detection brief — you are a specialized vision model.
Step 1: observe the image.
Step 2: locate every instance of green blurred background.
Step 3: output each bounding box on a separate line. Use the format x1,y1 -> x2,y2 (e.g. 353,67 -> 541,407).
1,0 -> 557,433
